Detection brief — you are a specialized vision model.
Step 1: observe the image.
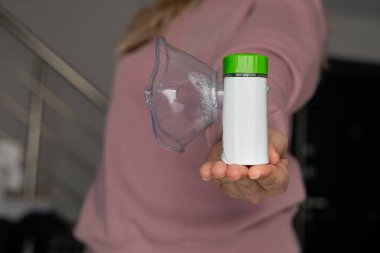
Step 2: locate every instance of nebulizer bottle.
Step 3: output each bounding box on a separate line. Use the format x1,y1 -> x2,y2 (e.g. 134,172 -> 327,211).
221,54 -> 268,165
145,36 -> 269,165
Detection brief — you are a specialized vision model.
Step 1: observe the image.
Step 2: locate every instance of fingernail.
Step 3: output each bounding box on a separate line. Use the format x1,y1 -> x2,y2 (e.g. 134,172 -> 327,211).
229,174 -> 240,181
250,170 -> 261,180
202,177 -> 211,181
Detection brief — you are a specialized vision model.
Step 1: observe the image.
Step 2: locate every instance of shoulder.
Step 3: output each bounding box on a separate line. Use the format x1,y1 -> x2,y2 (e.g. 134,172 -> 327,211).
163,0 -> 258,65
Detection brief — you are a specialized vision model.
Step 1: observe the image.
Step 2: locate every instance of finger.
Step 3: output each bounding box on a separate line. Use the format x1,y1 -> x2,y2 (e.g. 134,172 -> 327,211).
199,161 -> 215,181
268,130 -> 288,157
219,178 -> 243,199
268,143 -> 280,165
211,161 -> 228,179
225,164 -> 248,181
234,178 -> 268,203
248,164 -> 277,185
249,159 -> 289,192
211,176 -> 245,199
273,158 -> 289,193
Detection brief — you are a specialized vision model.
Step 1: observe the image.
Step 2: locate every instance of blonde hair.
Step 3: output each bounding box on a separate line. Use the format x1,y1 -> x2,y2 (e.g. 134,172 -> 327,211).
117,0 -> 201,55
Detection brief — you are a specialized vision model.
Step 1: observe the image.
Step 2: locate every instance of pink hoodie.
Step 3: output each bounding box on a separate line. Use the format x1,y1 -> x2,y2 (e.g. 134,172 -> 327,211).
75,0 -> 326,252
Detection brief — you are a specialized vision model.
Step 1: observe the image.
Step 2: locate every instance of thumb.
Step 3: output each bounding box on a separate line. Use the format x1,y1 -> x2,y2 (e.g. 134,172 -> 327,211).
268,143 -> 280,165
268,129 -> 288,158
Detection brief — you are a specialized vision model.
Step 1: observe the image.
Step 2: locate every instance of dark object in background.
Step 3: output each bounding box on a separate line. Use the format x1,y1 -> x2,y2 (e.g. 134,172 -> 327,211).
297,59 -> 380,253
0,218 -> 15,251
0,212 -> 83,253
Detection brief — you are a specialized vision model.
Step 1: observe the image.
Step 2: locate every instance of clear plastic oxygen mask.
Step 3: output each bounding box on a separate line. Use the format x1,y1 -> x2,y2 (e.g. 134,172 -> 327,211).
145,36 -> 223,153
145,36 -> 269,165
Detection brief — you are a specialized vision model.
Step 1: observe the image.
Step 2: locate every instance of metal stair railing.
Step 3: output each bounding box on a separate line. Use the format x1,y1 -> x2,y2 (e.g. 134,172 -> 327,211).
0,4 -> 108,112
0,4 -> 109,202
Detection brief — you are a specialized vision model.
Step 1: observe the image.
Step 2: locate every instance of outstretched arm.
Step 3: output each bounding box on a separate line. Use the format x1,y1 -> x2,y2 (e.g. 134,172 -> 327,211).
201,0 -> 326,202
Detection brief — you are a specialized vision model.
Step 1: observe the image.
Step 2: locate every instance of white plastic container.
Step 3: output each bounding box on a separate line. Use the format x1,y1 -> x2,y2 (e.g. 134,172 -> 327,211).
221,54 -> 269,165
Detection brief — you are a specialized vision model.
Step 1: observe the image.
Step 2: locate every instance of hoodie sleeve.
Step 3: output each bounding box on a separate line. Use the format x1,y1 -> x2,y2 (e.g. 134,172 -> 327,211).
208,0 -> 326,139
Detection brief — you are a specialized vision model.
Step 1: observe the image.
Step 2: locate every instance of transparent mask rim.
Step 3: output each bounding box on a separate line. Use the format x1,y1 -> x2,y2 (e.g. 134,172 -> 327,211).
146,36 -> 186,153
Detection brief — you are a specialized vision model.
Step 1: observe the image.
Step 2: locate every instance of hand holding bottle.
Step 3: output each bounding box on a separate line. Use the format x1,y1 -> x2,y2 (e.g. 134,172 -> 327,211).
199,129 -> 289,204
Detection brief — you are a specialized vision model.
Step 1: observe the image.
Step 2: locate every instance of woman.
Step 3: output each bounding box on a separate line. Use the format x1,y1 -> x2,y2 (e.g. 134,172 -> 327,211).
75,0 -> 326,252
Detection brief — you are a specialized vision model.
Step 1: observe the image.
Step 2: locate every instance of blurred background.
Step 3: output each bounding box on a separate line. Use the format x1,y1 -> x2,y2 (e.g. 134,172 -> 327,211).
0,0 -> 379,252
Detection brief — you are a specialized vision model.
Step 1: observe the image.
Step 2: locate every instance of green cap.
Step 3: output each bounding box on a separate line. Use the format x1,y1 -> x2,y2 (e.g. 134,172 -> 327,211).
223,53 -> 268,75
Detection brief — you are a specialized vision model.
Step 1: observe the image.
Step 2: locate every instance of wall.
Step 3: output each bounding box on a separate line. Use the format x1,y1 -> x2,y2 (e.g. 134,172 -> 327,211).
324,0 -> 380,63
0,0 -> 152,221
0,0 -> 152,95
